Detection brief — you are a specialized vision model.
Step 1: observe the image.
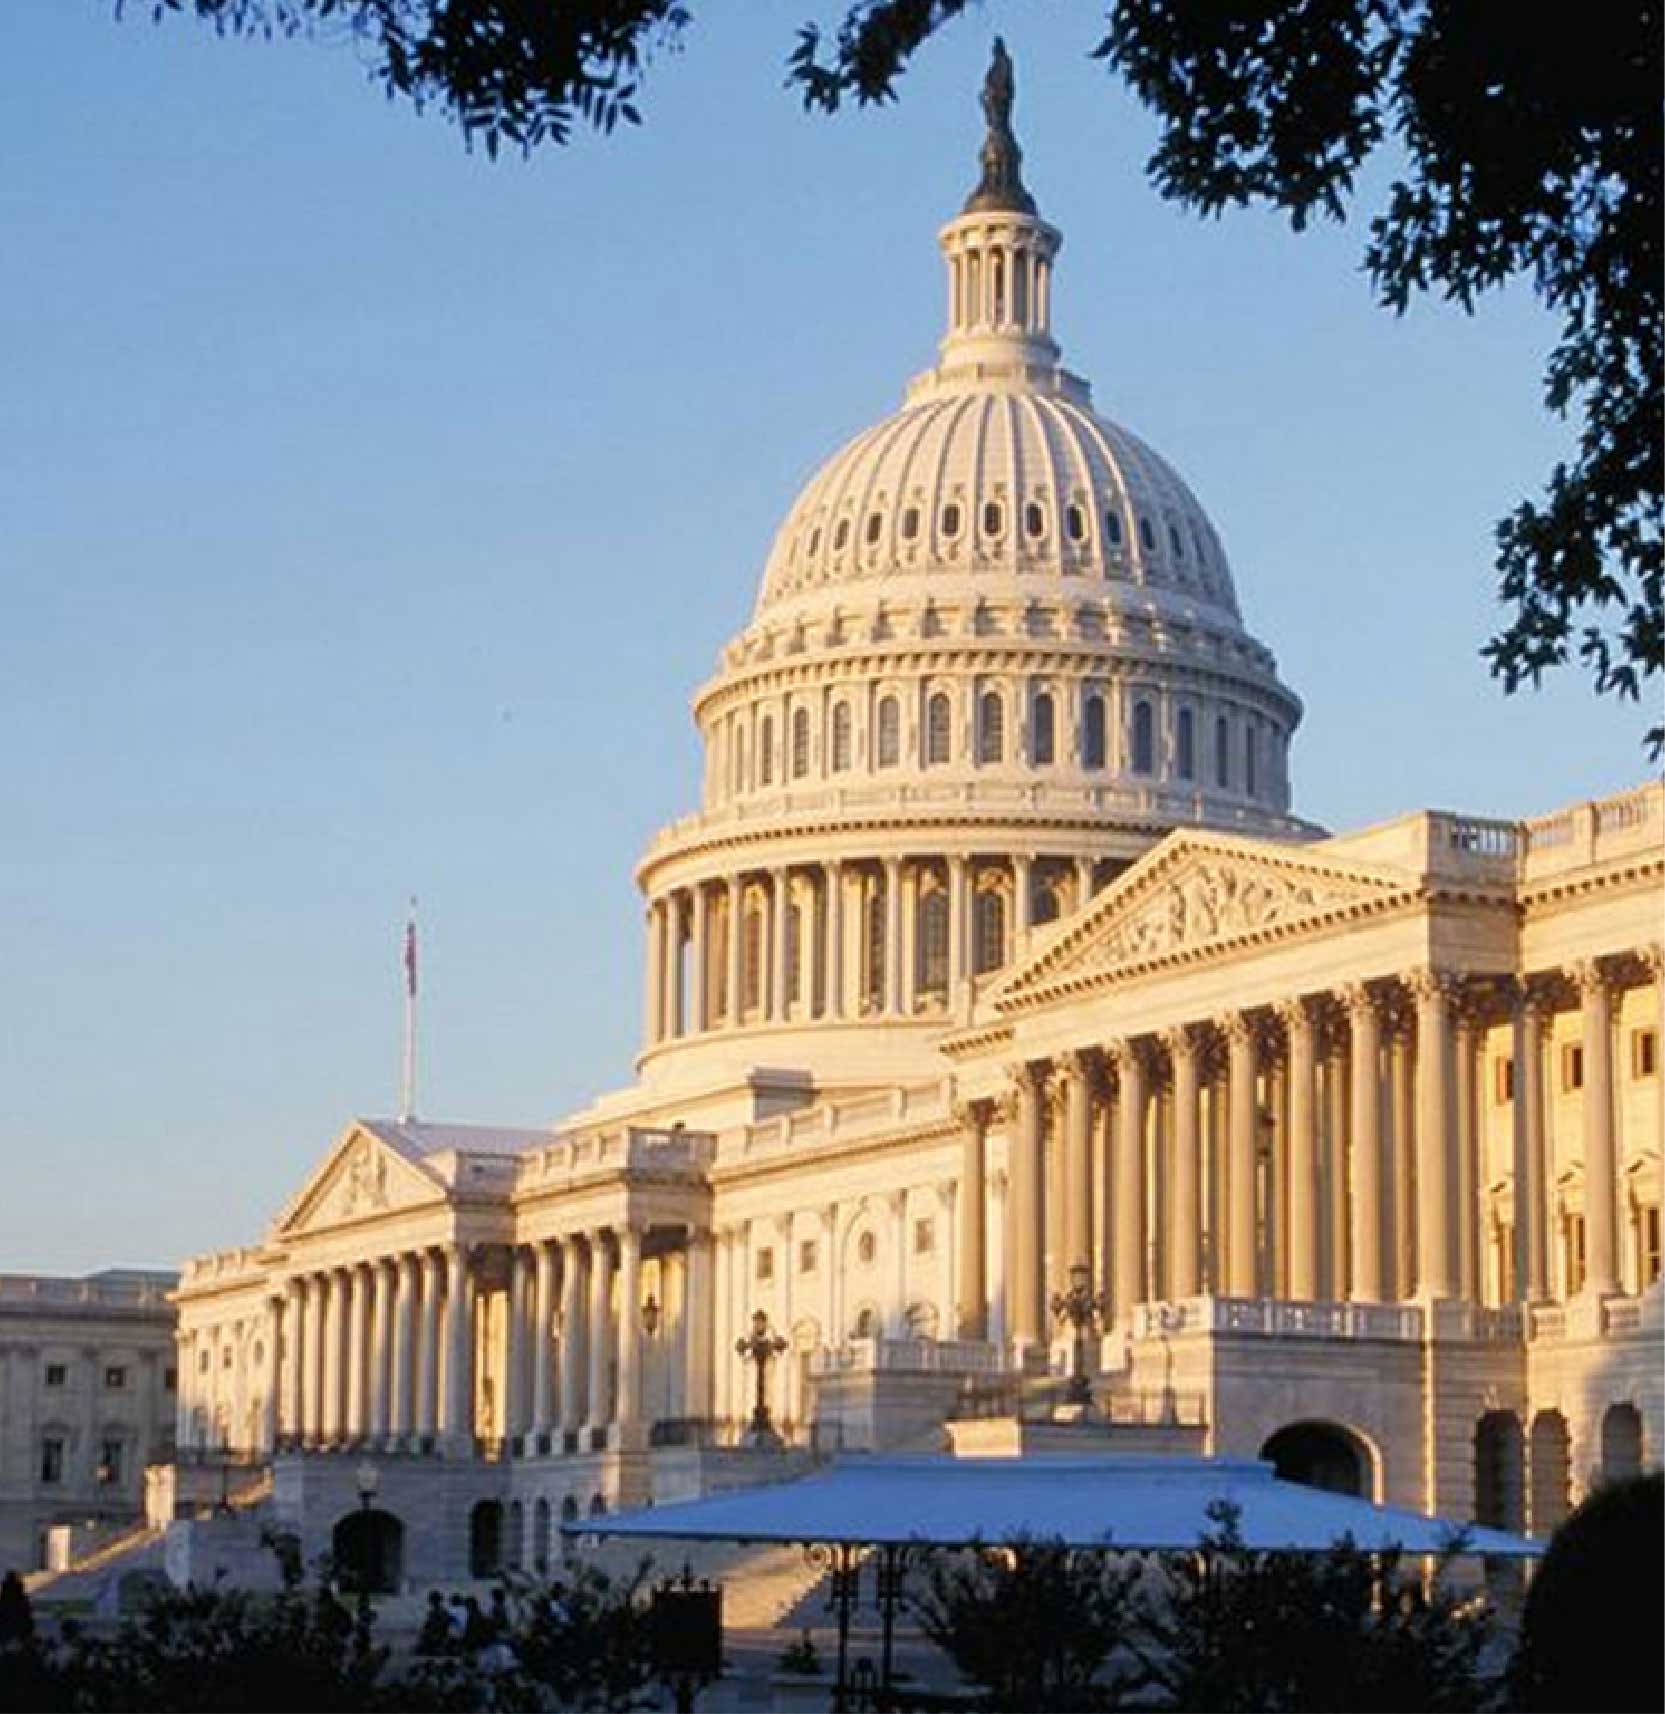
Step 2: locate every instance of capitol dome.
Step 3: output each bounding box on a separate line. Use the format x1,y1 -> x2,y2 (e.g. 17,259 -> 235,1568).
634,52 -> 1315,1088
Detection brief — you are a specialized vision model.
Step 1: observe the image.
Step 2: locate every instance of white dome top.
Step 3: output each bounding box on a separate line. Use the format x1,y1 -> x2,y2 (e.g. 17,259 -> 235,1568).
756,386 -> 1241,625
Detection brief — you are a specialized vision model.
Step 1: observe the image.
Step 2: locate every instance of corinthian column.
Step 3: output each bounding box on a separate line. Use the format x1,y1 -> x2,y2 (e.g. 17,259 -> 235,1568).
369,1259 -> 393,1443
1343,984 -> 1385,1302
1110,1041 -> 1148,1321
616,1226 -> 643,1434
726,876 -> 744,1024
1164,1027 -> 1202,1299
1575,960 -> 1619,1295
643,899 -> 664,1047
586,1232 -> 614,1436
416,1249 -> 441,1438
559,1237 -> 584,1435
1061,1052 -> 1094,1276
825,862 -> 845,1019
954,1101 -> 989,1338
883,857 -> 903,1015
770,869 -> 790,1022
1280,998 -> 1319,1301
1408,968 -> 1458,1298
1007,1063 -> 1047,1346
1510,981 -> 1550,1300
440,1245 -> 474,1447
280,1278 -> 304,1442
689,885 -> 708,1033
531,1241 -> 556,1437
1222,1013 -> 1258,1297
389,1253 -> 415,1442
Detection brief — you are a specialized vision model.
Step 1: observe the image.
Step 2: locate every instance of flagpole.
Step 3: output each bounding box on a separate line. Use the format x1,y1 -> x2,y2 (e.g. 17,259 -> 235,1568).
400,899 -> 418,1122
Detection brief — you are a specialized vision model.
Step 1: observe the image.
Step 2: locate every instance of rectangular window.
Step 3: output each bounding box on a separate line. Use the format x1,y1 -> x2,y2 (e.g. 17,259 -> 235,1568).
913,1217 -> 935,1256
798,1239 -> 818,1274
1633,1028 -> 1659,1080
1493,1056 -> 1515,1105
44,1363 -> 66,1388
1561,1042 -> 1584,1092
104,1365 -> 127,1390
98,1440 -> 124,1486
1642,1206 -> 1662,1288
40,1438 -> 65,1485
164,1367 -> 178,1392
197,1350 -> 210,1374
221,1346 -> 233,1369
1565,1214 -> 1587,1295
755,1247 -> 774,1283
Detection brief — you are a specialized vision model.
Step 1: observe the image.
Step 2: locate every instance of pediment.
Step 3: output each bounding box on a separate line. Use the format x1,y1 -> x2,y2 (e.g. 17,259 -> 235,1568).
997,833 -> 1415,1006
273,1123 -> 445,1238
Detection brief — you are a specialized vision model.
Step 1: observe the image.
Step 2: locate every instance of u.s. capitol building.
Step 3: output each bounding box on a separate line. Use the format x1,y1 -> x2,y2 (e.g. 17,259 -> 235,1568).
169,60 -> 1661,1587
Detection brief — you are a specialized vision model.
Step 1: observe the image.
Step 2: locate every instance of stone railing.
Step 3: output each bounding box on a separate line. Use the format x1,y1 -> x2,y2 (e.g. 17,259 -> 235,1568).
519,1126 -> 716,1189
809,1336 -> 1005,1377
0,1271 -> 178,1309
1522,784 -> 1662,878
735,1082 -> 952,1160
1131,1296 -> 1425,1343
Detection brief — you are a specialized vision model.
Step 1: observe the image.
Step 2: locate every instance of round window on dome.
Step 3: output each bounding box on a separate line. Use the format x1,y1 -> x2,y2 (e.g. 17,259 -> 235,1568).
901,506 -> 920,540
1024,502 -> 1045,539
1104,509 -> 1124,547
865,512 -> 883,546
1066,504 -> 1085,542
982,501 -> 1004,537
833,518 -> 850,552
1139,517 -> 1157,552
941,502 -> 962,537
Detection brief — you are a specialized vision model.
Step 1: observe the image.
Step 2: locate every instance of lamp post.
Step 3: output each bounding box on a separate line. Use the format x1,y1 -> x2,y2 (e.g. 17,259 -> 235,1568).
1049,1262 -> 1107,1410
353,1460 -> 379,1651
735,1310 -> 787,1447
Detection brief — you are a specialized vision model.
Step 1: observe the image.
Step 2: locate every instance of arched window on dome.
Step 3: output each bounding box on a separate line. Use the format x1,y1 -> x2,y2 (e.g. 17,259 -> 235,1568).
876,697 -> 901,769
833,518 -> 850,552
925,692 -> 952,766
916,884 -> 949,1000
1245,722 -> 1259,797
1169,523 -> 1185,560
808,526 -> 822,556
982,501 -> 1005,539
791,708 -> 811,779
758,716 -> 774,786
1131,700 -> 1155,776
1032,691 -> 1056,765
831,703 -> 852,773
1215,715 -> 1230,788
901,506 -> 920,541
1083,694 -> 1107,770
865,512 -> 883,546
1176,706 -> 1195,781
941,502 -> 962,538
978,692 -> 1005,764
864,881 -> 886,1012
1139,516 -> 1157,552
1104,509 -> 1124,547
1024,501 -> 1045,540
1193,528 -> 1209,567
973,888 -> 1007,975
1066,503 -> 1086,543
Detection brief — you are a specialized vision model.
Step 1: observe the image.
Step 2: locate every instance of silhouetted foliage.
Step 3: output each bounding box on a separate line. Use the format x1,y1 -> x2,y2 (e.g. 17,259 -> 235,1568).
909,1534 -> 1145,1710
1509,1470 -> 1663,1714
1133,1501 -> 1498,1712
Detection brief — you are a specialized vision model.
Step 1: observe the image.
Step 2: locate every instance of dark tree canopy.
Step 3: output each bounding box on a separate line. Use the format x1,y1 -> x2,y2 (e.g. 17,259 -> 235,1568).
134,1 -> 1663,749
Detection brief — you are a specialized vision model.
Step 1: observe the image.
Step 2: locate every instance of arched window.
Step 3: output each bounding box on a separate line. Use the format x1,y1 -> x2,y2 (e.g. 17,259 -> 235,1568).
941,502 -> 962,538
973,889 -> 1006,974
1104,509 -> 1124,547
1601,1402 -> 1644,1483
1245,722 -> 1258,796
876,697 -> 900,768
758,716 -> 774,786
1139,516 -> 1156,551
1083,695 -> 1107,770
982,500 -> 1004,538
1214,715 -> 1230,788
833,518 -> 849,551
1131,700 -> 1155,775
1193,528 -> 1208,566
1065,503 -> 1086,542
1169,523 -> 1185,560
791,707 -> 810,779
864,884 -> 886,1011
917,887 -> 949,997
1032,878 -> 1061,926
1024,502 -> 1045,539
925,692 -> 952,765
978,692 -> 1005,764
830,703 -> 852,773
1176,706 -> 1195,780
865,512 -> 882,545
1032,692 -> 1055,765
901,506 -> 920,540
742,905 -> 763,1012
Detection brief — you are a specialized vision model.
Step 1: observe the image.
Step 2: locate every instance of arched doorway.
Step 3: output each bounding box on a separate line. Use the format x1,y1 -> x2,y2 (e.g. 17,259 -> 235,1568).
332,1509 -> 404,1595
1475,1411 -> 1526,1532
1600,1402 -> 1644,1484
1529,1410 -> 1571,1533
1260,1421 -> 1369,1496
469,1500 -> 504,1579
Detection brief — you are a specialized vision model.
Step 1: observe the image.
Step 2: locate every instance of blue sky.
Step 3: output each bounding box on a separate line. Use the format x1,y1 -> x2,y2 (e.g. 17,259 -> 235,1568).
1,4 -> 1644,1274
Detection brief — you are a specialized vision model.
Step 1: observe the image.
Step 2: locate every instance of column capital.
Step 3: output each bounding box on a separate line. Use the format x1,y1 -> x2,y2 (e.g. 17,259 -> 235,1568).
1338,979 -> 1381,1020
1217,1008 -> 1256,1048
1274,994 -> 1317,1037
1159,1023 -> 1201,1064
1570,956 -> 1618,999
1056,1045 -> 1096,1081
952,1096 -> 994,1131
1403,964 -> 1462,1007
1002,1057 -> 1048,1095
1636,942 -> 1664,981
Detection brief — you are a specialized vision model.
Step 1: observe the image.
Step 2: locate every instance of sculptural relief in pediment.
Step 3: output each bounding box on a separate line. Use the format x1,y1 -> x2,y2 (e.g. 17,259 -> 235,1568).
279,1130 -> 439,1236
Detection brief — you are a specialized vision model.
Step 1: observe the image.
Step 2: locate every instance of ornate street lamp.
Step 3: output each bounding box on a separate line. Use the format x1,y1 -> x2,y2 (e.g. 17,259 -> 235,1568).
735,1310 -> 787,1447
1049,1262 -> 1108,1410
353,1460 -> 379,1650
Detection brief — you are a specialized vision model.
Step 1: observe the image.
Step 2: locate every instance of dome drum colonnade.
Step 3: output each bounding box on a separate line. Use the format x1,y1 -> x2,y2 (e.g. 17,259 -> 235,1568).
950,949 -> 1663,1356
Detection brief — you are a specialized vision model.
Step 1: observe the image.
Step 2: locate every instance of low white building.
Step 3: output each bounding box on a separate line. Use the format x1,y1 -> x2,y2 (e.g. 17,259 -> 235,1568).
170,57 -> 1661,1589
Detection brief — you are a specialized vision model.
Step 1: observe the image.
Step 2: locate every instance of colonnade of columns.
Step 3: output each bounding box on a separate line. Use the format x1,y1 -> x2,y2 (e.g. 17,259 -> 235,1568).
645,851 -> 1112,1044
959,956 -> 1655,1349
272,1226 -> 712,1455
